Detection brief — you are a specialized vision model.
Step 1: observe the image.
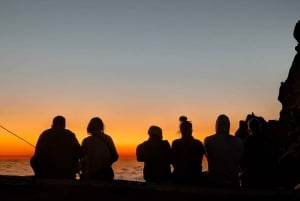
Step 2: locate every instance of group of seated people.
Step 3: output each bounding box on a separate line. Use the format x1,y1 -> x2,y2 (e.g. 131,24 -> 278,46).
30,114 -> 300,190
30,116 -> 118,181
137,114 -> 242,187
137,114 -> 300,190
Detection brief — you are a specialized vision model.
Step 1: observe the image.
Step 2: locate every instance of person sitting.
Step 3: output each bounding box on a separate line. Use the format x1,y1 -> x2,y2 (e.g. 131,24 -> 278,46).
171,116 -> 205,185
30,115 -> 81,179
136,125 -> 172,182
234,120 -> 249,142
80,117 -> 119,180
204,114 -> 244,188
241,118 -> 279,188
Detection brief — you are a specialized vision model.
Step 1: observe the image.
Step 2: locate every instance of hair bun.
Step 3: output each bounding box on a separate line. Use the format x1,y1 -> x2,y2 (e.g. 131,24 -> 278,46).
179,115 -> 188,122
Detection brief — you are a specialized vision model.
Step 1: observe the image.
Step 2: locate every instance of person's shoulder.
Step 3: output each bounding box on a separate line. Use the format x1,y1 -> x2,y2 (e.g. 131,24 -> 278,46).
82,135 -> 93,141
204,134 -> 215,142
193,137 -> 204,145
233,134 -> 243,142
162,139 -> 170,144
193,137 -> 202,142
171,138 -> 180,145
101,132 -> 112,139
101,133 -> 111,138
228,134 -> 244,147
137,140 -> 148,147
162,140 -> 171,147
63,128 -> 74,133
64,129 -> 77,136
40,128 -> 52,134
38,129 -> 53,138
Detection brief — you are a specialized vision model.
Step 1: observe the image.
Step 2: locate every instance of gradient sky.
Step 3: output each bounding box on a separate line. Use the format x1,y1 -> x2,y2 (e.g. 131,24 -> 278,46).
0,0 -> 299,157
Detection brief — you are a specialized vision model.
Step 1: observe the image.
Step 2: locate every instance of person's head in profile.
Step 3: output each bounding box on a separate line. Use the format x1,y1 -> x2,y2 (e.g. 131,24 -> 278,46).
51,115 -> 66,130
247,118 -> 262,135
87,117 -> 104,135
215,114 -> 230,135
179,115 -> 193,137
148,125 -> 163,140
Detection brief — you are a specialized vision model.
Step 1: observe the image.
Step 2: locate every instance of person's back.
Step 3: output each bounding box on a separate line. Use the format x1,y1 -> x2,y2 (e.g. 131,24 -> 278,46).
241,118 -> 280,188
234,120 -> 249,142
81,117 -> 118,180
81,133 -> 117,180
136,126 -> 172,182
171,116 -> 205,185
204,114 -> 244,187
30,116 -> 81,179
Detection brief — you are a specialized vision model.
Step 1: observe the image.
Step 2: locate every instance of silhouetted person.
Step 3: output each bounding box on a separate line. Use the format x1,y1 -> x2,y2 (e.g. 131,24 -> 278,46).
240,118 -> 279,188
81,117 -> 118,180
136,125 -> 172,182
234,120 -> 249,142
204,114 -> 243,188
30,115 -> 81,179
171,116 -> 205,185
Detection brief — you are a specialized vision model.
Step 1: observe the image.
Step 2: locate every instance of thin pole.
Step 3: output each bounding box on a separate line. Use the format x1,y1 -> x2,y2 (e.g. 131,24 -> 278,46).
0,124 -> 35,148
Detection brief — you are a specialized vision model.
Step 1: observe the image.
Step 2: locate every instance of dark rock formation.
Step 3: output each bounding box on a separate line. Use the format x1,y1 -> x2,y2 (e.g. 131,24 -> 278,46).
278,21 -> 300,131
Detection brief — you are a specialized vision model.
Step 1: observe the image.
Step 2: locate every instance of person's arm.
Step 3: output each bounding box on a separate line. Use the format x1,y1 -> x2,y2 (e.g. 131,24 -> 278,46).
106,135 -> 119,163
163,140 -> 172,164
136,142 -> 145,162
30,131 -> 47,174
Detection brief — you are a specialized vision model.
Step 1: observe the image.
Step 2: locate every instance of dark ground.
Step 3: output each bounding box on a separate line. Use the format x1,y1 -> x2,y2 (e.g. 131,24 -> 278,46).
0,175 -> 299,201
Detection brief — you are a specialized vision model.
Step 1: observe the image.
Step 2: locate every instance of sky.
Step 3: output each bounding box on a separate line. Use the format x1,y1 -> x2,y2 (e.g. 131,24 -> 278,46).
0,0 -> 299,157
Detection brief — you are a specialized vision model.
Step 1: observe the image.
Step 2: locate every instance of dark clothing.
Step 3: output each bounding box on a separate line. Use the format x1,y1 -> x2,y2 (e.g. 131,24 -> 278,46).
81,133 -> 118,180
234,122 -> 249,142
171,136 -> 205,184
241,133 -> 279,188
30,128 -> 81,179
204,133 -> 243,187
136,138 -> 172,182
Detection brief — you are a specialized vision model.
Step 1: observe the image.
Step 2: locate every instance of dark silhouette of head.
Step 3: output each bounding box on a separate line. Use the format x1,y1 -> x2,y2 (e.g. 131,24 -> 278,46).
87,117 -> 104,135
216,114 -> 230,135
247,118 -> 262,135
51,115 -> 66,129
148,125 -> 163,140
239,120 -> 247,128
294,20 -> 300,43
179,115 -> 192,137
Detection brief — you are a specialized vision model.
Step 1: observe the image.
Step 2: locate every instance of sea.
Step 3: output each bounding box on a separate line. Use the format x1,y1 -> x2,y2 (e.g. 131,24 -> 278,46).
0,157 -> 208,182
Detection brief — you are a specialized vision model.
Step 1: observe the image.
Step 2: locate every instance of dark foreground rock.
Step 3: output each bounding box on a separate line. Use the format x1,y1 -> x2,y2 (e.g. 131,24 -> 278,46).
0,175 -> 299,201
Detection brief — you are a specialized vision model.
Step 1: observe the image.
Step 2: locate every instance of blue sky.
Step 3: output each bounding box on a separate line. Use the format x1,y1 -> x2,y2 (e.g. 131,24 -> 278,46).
0,0 -> 299,154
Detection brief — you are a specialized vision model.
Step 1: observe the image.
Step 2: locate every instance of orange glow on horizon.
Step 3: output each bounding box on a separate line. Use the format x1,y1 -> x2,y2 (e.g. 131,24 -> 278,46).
116,144 -> 136,158
0,109 -> 281,159
0,128 -> 230,159
0,147 -> 136,159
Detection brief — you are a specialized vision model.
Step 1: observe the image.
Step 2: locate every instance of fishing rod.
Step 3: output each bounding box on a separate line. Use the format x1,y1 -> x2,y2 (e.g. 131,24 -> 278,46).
0,124 -> 35,148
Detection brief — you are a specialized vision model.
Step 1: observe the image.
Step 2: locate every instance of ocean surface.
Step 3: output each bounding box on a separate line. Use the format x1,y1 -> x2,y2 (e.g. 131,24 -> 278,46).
0,157 -> 208,182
